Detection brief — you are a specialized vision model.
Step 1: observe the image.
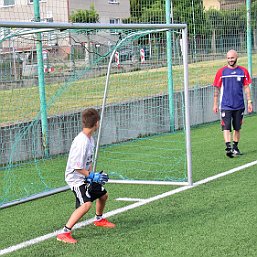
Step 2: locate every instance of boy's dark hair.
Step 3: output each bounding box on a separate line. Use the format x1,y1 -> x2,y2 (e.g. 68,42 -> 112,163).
82,108 -> 100,128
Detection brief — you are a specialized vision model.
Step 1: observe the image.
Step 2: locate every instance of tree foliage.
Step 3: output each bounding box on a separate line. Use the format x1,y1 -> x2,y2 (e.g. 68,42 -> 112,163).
139,1 -> 165,23
130,0 -> 160,18
206,6 -> 247,37
173,0 -> 207,35
123,0 -> 206,35
123,0 -> 257,52
69,4 -> 99,23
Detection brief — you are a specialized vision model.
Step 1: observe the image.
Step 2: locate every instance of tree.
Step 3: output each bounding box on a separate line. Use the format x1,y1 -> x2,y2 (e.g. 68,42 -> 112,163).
206,8 -> 224,53
69,4 -> 99,66
251,1 -> 257,50
223,8 -> 246,50
130,0 -> 159,19
69,4 -> 99,23
139,1 -> 165,23
173,0 -> 207,36
206,6 -> 249,53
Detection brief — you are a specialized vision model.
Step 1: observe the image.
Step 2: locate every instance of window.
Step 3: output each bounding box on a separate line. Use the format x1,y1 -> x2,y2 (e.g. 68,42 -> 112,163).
31,17 -> 53,22
110,18 -> 120,24
3,0 -> 15,6
110,18 -> 120,34
42,17 -> 53,22
28,0 -> 46,4
108,0 -> 119,4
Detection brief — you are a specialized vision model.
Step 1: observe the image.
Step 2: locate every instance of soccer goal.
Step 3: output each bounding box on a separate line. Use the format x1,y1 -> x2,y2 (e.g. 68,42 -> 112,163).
0,21 -> 191,208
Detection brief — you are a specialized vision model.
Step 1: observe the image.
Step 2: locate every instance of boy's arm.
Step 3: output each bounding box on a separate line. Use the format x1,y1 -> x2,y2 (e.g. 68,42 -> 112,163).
76,168 -> 91,177
76,166 -> 109,185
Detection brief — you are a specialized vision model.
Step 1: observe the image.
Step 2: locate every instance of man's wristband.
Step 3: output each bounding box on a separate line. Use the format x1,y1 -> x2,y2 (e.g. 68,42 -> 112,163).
248,100 -> 252,104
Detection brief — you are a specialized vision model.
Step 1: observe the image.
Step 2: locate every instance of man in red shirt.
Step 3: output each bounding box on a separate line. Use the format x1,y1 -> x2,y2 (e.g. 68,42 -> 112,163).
213,49 -> 253,158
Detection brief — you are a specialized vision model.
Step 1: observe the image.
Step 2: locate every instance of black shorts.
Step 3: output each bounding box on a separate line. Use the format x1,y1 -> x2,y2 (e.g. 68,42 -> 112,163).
72,182 -> 107,209
220,109 -> 244,131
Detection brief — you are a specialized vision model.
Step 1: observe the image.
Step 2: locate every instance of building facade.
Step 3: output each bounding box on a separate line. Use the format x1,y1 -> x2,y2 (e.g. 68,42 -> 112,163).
0,0 -> 130,22
203,0 -> 245,10
203,0 -> 220,10
69,0 -> 130,24
0,0 -> 130,66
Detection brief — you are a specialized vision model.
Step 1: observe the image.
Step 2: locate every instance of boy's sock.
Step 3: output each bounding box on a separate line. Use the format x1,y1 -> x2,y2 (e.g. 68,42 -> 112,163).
95,214 -> 103,220
62,226 -> 72,233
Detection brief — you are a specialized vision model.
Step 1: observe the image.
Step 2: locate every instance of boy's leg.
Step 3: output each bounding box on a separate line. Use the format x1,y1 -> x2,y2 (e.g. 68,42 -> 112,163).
57,202 -> 92,244
94,193 -> 115,228
57,184 -> 93,244
95,193 -> 108,216
66,201 -> 92,228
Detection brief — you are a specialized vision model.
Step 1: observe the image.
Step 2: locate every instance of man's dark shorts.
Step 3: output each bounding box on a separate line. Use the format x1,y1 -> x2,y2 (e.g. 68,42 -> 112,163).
220,109 -> 245,131
72,182 -> 107,209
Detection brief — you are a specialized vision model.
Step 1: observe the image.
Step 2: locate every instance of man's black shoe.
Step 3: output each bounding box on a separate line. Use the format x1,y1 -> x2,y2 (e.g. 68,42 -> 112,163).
232,147 -> 242,156
225,147 -> 234,158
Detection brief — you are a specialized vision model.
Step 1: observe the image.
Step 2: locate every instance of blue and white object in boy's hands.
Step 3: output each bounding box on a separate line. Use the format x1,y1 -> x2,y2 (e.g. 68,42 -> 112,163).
86,171 -> 109,185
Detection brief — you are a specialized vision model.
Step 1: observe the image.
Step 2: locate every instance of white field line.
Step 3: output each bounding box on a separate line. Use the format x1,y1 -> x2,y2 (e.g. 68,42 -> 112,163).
1,159 -> 257,256
116,197 -> 145,202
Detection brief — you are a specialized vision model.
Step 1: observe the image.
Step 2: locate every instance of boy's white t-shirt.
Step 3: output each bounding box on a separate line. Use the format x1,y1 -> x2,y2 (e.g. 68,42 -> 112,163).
65,131 -> 95,188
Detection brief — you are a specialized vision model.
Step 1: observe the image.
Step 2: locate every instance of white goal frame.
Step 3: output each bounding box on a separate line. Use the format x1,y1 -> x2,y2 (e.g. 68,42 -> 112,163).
0,21 -> 192,209
91,26 -> 192,186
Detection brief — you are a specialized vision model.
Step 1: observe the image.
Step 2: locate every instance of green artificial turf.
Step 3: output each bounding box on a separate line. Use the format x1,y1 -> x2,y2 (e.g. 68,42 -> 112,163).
1,115 -> 257,256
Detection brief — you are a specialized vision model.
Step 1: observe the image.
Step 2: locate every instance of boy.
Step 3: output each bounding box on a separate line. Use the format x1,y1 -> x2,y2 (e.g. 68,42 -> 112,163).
57,108 -> 115,244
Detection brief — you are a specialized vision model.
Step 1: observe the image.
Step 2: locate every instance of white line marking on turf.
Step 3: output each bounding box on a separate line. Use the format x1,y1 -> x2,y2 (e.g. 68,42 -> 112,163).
1,159 -> 257,256
116,197 -> 145,202
194,160 -> 257,186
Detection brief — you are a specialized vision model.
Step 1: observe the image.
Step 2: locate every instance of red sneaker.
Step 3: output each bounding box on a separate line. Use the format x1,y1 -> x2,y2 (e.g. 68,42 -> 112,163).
94,218 -> 116,228
57,232 -> 77,244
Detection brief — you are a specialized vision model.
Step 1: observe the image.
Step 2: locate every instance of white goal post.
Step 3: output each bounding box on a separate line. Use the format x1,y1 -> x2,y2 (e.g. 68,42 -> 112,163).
91,26 -> 192,186
0,21 -> 192,209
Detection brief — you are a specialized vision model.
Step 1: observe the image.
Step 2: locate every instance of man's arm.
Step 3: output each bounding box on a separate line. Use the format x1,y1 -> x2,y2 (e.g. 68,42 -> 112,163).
213,86 -> 220,113
244,85 -> 253,113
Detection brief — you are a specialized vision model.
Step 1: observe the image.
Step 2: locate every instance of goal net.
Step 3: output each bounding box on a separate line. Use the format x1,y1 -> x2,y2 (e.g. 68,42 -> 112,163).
0,22 -> 191,208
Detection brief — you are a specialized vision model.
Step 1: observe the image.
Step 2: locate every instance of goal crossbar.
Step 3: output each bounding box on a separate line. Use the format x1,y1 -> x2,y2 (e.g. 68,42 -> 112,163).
0,21 -> 187,30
